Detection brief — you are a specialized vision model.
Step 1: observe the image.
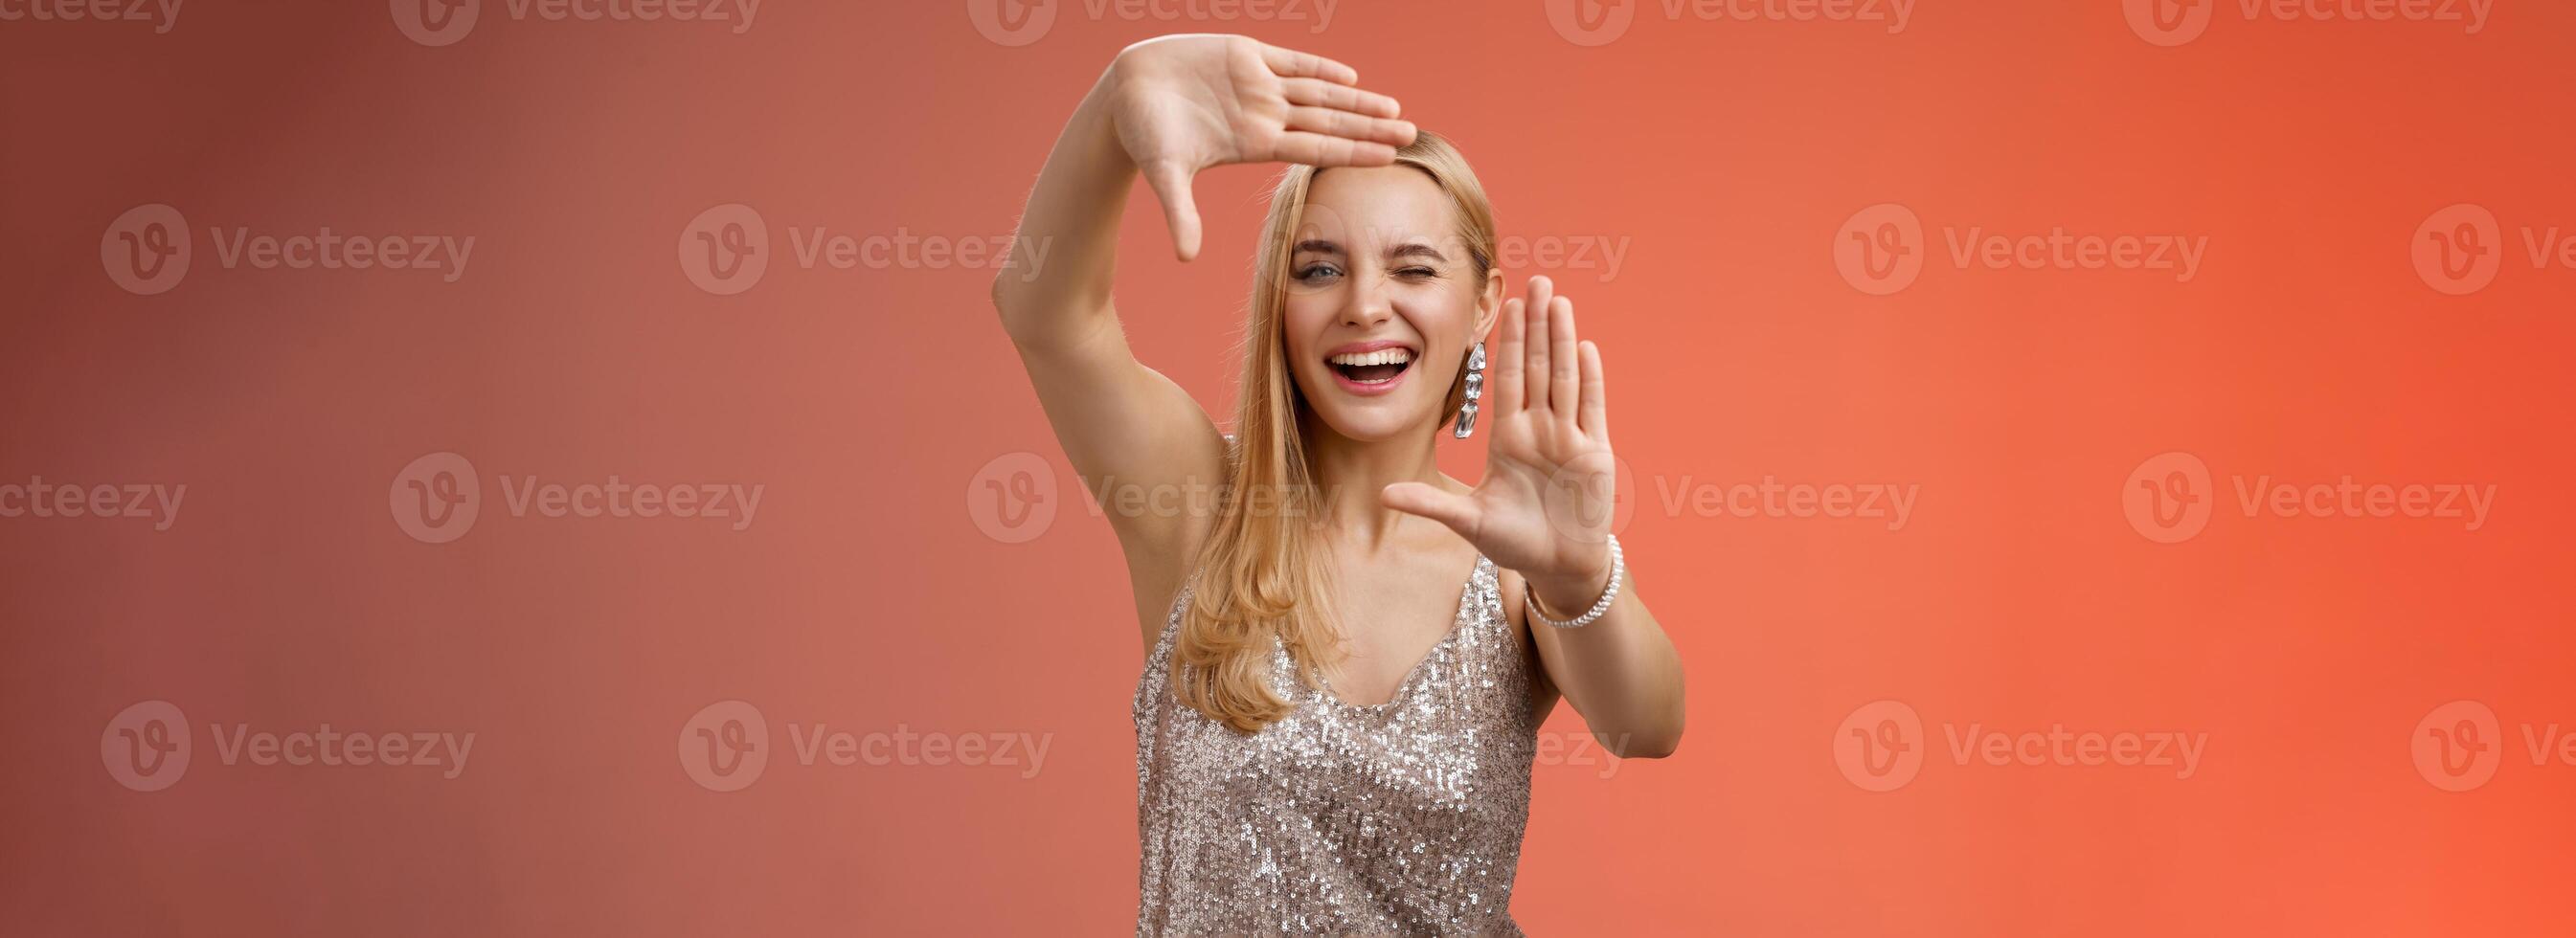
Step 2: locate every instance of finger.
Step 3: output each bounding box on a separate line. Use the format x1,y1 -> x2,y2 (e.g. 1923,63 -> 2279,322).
1282,107 -> 1416,147
1141,161 -> 1202,261
1521,276 -> 1555,411
1548,295 -> 1580,430
1267,132 -> 1397,168
1381,482 -> 1482,540
1280,78 -> 1401,119
1261,44 -> 1359,84
1577,340 -> 1608,441
1490,297 -> 1525,413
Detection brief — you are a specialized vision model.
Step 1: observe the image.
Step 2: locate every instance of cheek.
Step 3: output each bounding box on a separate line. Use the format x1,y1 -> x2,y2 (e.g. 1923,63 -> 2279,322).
1281,296 -> 1335,364
1403,286 -> 1480,344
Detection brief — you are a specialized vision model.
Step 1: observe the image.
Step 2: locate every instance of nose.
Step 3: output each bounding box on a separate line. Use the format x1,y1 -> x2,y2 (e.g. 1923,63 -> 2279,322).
1339,271 -> 1393,329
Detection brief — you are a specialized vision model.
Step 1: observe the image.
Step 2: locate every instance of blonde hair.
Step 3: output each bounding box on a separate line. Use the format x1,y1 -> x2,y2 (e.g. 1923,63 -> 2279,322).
1171,131 -> 1499,733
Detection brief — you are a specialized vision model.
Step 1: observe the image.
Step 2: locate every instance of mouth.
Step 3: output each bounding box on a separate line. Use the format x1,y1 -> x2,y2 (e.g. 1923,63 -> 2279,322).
1325,343 -> 1416,395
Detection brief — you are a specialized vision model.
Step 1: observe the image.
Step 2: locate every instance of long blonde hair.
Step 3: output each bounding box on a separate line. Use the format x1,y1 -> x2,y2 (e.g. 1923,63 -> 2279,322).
1171,131 -> 1499,733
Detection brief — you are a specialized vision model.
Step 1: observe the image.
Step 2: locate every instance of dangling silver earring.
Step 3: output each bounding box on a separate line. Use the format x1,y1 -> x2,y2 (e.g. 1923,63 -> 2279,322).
1453,342 -> 1486,438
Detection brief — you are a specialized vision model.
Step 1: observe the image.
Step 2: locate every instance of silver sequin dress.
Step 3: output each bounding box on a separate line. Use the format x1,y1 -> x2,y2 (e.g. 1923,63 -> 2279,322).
1133,556 -> 1540,936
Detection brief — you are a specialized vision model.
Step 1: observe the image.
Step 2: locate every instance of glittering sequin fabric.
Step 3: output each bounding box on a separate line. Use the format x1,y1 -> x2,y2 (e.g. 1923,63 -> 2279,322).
1133,556 -> 1538,936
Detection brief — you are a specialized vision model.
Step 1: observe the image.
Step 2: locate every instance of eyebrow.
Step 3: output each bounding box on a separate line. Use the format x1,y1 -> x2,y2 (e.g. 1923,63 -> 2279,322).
1292,239 -> 1451,263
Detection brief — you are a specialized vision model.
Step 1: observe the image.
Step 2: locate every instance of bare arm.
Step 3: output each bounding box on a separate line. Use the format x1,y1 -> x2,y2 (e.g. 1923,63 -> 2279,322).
991,34 -> 1416,640
1522,572 -> 1684,759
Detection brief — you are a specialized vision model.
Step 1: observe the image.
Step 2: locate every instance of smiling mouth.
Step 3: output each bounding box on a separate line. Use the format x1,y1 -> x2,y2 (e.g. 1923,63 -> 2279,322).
1328,347 -> 1415,386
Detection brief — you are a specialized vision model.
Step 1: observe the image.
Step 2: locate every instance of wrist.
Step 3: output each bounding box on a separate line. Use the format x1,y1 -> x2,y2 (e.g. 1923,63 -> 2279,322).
1526,546 -> 1616,616
1072,81 -> 1126,159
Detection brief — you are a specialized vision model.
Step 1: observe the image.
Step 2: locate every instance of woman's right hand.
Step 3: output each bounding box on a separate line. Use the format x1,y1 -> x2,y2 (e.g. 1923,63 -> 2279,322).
1100,34 -> 1417,260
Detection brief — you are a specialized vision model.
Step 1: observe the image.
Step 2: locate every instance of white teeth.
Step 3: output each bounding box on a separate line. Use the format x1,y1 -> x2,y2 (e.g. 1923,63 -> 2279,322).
1328,348 -> 1414,367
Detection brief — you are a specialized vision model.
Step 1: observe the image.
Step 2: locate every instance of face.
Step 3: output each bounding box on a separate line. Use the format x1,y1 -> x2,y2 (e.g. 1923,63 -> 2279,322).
1282,166 -> 1500,443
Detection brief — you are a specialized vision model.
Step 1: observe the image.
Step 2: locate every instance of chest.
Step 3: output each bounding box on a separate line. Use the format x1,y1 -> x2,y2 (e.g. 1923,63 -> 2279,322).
1313,553 -> 1480,708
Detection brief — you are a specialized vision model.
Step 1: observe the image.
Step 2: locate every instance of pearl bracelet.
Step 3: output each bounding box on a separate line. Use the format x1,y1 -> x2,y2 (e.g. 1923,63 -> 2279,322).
1525,534 -> 1624,630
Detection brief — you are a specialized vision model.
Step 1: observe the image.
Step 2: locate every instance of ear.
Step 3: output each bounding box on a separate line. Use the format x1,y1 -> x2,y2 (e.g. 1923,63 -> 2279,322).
1472,268 -> 1504,343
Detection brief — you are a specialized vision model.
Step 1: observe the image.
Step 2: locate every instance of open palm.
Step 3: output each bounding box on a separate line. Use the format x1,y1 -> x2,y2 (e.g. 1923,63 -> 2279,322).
1384,277 -> 1619,590
1102,34 -> 1417,260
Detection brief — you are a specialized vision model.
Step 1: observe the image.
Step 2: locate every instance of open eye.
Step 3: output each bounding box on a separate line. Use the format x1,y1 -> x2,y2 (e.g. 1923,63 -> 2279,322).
1295,262 -> 1344,283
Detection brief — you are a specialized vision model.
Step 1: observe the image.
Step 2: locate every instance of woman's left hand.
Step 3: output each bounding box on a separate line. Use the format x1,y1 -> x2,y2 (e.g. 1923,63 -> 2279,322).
1383,276 -> 1620,612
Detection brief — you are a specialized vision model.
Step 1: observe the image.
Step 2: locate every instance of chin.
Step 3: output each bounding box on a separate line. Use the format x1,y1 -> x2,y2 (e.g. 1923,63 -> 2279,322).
1295,381 -> 1445,444
1303,407 -> 1431,443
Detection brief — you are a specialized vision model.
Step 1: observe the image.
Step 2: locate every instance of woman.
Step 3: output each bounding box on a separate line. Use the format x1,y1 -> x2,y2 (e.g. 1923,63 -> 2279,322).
992,34 -> 1686,935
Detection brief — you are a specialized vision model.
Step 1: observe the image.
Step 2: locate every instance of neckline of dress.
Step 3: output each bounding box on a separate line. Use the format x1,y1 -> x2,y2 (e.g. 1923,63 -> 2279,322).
1312,554 -> 1492,710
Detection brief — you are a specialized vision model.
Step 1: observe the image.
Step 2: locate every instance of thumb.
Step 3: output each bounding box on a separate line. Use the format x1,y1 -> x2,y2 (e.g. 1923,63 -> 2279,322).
1381,482 -> 1481,540
1142,161 -> 1203,261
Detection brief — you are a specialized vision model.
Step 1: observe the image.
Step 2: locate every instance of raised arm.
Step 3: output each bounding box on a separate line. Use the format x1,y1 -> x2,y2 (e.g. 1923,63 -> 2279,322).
1382,277 -> 1686,758
990,34 -> 1416,639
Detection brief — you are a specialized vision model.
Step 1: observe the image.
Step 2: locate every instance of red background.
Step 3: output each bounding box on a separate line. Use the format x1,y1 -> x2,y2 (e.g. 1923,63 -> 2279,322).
5,1 -> 2573,934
